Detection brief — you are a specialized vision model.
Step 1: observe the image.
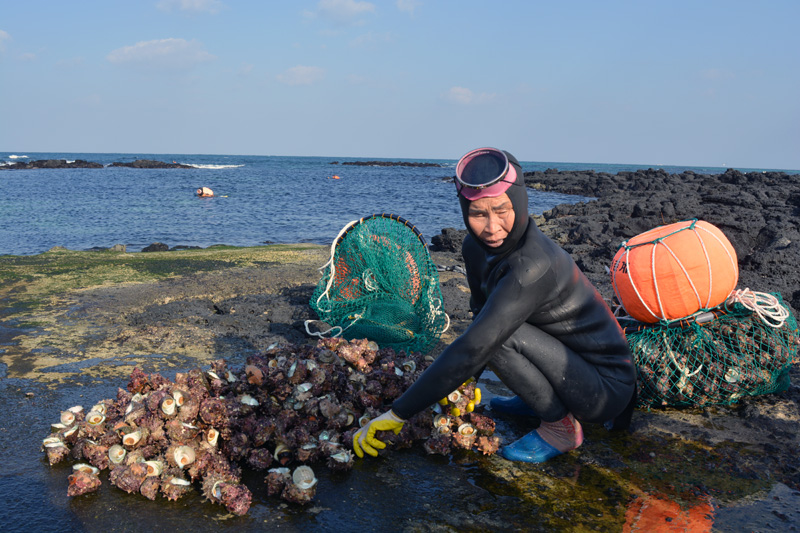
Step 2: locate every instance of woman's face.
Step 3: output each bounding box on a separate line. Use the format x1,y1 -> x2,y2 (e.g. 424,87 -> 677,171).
466,193 -> 515,249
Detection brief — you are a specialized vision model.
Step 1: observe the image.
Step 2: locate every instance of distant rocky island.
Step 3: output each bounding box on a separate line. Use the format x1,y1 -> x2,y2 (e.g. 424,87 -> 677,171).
1,159 -> 194,170
331,160 -> 442,167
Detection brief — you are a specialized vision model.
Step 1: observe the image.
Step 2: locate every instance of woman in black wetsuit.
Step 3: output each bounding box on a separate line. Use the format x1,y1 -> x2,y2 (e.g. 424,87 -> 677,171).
354,147 -> 637,463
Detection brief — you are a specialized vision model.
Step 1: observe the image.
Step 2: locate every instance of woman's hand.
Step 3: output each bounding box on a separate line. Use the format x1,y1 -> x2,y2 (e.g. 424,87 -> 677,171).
353,410 -> 405,458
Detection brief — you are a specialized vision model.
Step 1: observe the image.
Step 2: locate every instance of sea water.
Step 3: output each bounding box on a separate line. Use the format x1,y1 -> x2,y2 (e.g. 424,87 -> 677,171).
1,152 -> 795,256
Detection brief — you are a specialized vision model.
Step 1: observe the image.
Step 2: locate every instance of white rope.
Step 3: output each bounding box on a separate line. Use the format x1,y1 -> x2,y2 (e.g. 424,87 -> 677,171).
653,239 -> 703,319
695,224 -> 739,305
620,244 -> 660,321
314,218 -> 361,314
304,319 -> 343,339
362,268 -> 379,292
727,288 -> 790,328
429,296 -> 451,334
304,311 -> 364,339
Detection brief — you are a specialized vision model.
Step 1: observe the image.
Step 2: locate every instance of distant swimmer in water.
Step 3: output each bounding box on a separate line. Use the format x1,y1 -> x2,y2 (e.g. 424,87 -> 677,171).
329,175 -> 341,180
196,186 -> 214,197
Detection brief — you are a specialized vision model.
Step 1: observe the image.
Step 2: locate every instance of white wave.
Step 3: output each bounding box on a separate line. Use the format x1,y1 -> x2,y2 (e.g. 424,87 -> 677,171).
8,154 -> 28,159
186,164 -> 245,169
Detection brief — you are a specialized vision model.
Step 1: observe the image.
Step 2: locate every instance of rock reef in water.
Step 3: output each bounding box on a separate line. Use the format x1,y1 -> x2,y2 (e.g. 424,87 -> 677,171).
1,159 -> 104,170
1,159 -> 194,170
110,160 -> 194,169
331,160 -> 442,167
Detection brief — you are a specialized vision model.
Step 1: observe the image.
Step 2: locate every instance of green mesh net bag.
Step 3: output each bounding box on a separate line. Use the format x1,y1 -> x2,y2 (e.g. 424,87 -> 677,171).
619,291 -> 799,408
306,214 -> 450,354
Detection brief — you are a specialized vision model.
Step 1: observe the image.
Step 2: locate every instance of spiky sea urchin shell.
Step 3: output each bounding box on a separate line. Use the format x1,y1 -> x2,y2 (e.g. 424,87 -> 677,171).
219,482 -> 253,515
67,469 -> 102,497
326,449 -> 354,472
109,462 -> 148,494
43,437 -> 70,466
160,474 -> 192,501
475,435 -> 501,455
264,467 -> 291,497
246,447 -> 273,471
423,435 -> 452,456
281,465 -> 317,505
139,476 -> 161,500
201,471 -> 238,503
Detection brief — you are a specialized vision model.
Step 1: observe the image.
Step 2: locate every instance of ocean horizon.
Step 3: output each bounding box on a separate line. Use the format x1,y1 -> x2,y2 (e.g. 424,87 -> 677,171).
3,151 -> 799,257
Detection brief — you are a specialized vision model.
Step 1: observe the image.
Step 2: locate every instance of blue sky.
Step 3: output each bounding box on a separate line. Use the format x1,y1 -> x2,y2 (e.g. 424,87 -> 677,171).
1,0 -> 798,169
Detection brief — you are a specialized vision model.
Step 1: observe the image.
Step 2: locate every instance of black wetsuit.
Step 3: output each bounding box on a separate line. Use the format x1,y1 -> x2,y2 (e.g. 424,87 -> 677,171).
392,155 -> 636,424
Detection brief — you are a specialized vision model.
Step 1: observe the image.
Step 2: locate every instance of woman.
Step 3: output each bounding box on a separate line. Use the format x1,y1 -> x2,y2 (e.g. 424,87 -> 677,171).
354,147 -> 636,463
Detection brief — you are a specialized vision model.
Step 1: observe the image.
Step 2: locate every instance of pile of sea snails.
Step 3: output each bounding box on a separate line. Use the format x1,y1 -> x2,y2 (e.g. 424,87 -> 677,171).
42,337 -> 500,514
631,311 -> 799,407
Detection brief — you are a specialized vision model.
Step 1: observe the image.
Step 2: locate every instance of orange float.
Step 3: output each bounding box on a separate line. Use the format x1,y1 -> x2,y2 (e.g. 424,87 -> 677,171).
610,219 -> 738,323
623,493 -> 714,532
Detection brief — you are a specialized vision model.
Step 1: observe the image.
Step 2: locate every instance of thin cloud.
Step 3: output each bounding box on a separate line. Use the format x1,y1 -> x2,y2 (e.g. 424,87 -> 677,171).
107,38 -> 216,69
444,86 -> 495,105
396,0 -> 421,15
0,30 -> 10,53
702,68 -> 735,81
315,0 -> 375,26
276,65 -> 325,86
156,0 -> 225,14
350,31 -> 393,48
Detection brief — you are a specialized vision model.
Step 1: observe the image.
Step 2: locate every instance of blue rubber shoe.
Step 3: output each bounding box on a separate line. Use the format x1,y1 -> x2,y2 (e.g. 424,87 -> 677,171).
500,430 -> 563,463
489,395 -> 538,417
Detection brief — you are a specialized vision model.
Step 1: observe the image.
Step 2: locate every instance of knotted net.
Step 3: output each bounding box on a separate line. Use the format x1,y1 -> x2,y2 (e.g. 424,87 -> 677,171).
619,292 -> 799,407
308,214 -> 449,354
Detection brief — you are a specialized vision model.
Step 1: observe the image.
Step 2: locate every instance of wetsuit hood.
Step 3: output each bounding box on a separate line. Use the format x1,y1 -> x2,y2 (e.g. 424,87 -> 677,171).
458,150 -> 529,256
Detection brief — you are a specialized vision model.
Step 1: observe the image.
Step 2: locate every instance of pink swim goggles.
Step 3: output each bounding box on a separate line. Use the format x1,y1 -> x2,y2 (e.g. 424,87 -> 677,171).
455,147 -> 517,200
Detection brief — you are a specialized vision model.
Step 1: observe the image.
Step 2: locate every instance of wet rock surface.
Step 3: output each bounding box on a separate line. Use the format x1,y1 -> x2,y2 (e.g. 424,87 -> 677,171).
3,168 -> 800,529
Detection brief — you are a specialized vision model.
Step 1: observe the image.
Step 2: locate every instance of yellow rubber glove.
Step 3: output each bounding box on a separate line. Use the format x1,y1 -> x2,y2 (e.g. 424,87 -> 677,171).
353,410 -> 405,458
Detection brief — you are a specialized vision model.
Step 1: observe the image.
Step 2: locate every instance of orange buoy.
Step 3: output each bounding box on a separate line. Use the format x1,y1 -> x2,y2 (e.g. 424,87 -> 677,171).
623,493 -> 714,532
610,219 -> 738,323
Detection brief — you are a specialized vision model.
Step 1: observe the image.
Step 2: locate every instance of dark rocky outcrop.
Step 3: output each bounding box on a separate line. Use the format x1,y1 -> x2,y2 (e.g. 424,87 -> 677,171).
110,160 -> 194,169
332,161 -> 442,167
2,158 -> 194,170
432,168 -> 800,314
429,227 -> 467,253
141,242 -> 170,253
1,159 -> 104,170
